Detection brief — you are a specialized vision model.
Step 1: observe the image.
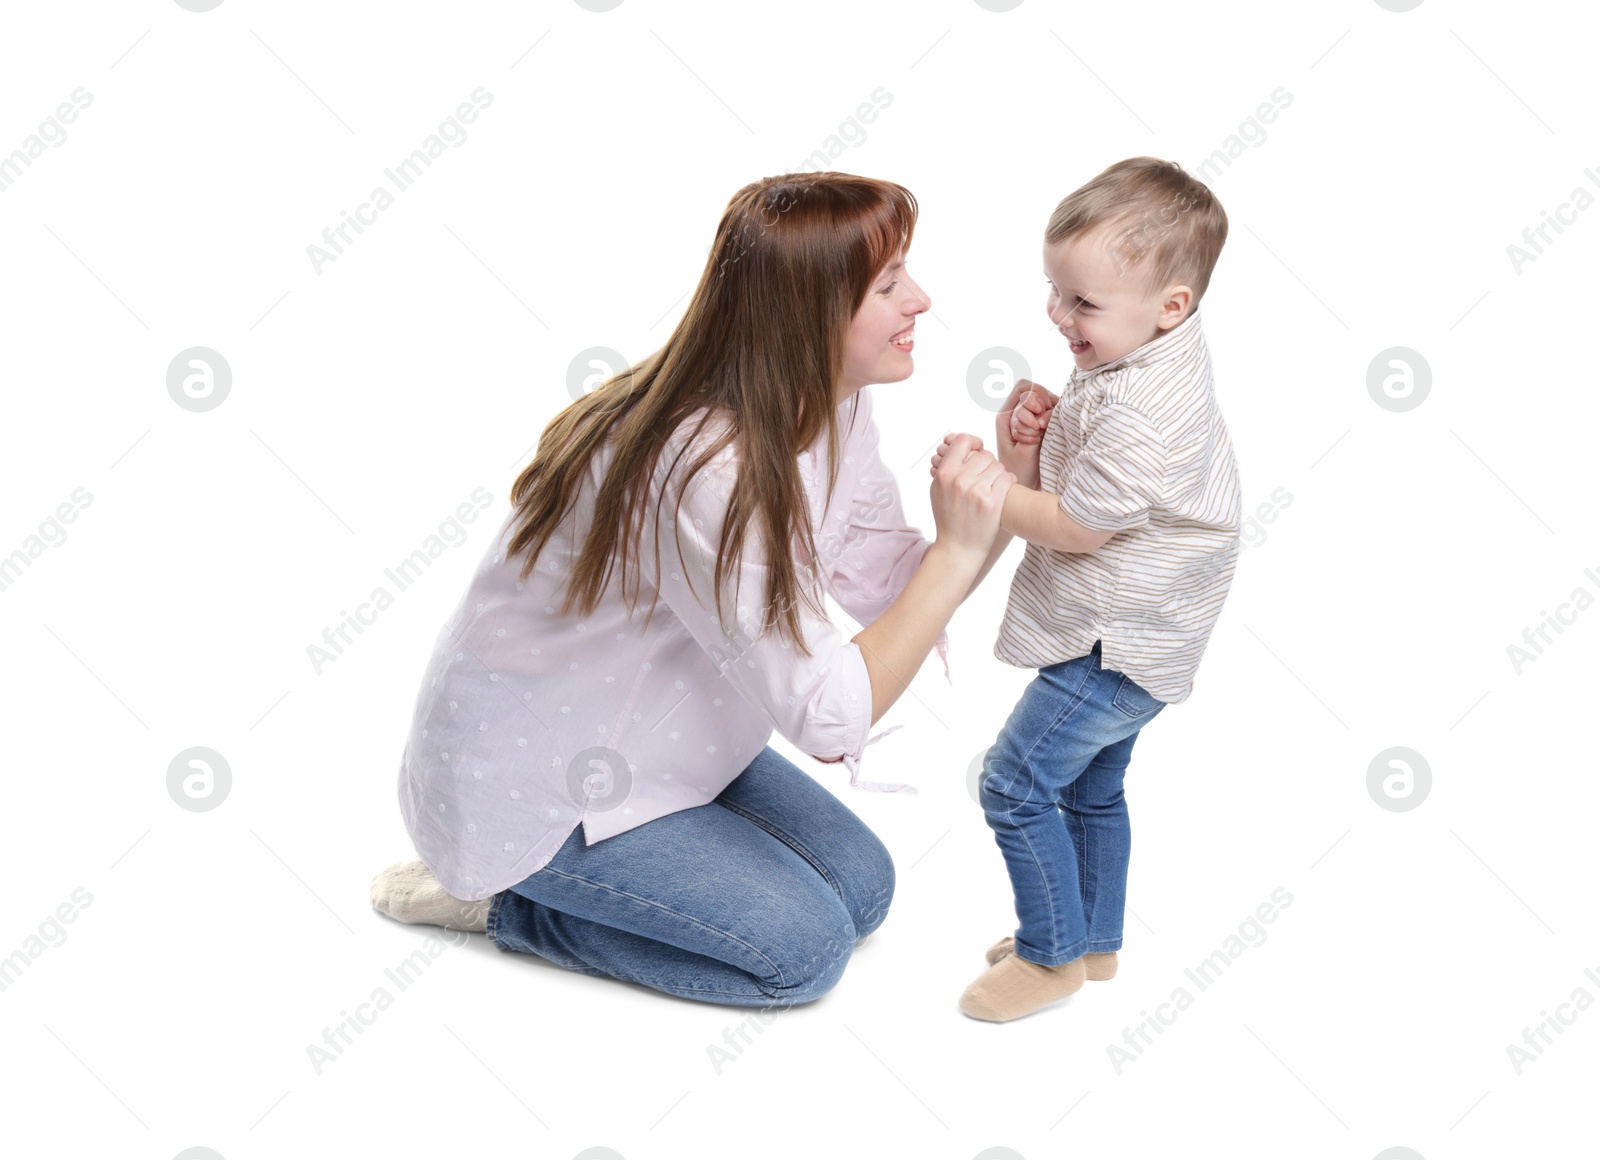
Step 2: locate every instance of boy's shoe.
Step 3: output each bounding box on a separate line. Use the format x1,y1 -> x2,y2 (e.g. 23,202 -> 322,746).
959,951 -> 1087,1021
985,935 -> 1118,980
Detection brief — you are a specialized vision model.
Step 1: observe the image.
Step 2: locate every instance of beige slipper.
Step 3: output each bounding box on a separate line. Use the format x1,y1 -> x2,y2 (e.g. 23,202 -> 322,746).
959,950 -> 1087,1021
985,935 -> 1117,980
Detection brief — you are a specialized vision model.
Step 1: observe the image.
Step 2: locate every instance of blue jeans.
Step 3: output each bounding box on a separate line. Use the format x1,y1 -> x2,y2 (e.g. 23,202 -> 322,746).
978,639 -> 1167,966
486,746 -> 894,1007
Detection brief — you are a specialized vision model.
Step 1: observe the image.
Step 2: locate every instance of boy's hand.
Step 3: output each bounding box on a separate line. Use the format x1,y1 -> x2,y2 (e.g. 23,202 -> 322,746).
1007,379 -> 1058,445
993,379 -> 1056,489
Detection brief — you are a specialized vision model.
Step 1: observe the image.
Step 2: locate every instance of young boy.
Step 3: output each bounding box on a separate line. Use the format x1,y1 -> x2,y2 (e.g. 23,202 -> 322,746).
952,157 -> 1242,1022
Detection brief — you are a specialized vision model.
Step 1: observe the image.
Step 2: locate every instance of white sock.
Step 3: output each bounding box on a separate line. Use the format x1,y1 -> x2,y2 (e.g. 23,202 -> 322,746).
370,859 -> 488,933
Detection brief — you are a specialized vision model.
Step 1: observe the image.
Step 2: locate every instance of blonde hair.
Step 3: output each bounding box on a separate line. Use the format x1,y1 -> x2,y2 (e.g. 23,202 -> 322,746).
1045,156 -> 1227,305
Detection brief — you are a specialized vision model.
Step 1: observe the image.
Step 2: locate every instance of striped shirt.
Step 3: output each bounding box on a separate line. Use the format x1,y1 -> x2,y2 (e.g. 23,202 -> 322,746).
993,307 -> 1241,702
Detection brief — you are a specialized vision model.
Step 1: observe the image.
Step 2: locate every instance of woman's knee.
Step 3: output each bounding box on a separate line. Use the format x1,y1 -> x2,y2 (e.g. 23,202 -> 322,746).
795,808 -> 895,942
762,837 -> 891,1008
848,827 -> 896,940
760,898 -> 858,1004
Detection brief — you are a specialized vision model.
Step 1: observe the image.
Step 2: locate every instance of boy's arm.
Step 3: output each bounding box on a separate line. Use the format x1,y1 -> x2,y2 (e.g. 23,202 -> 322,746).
986,376 -> 1113,559
999,484 -> 1116,554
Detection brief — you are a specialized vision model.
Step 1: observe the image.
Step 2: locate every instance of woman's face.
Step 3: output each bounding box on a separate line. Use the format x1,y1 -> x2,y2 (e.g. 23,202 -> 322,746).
838,253 -> 930,401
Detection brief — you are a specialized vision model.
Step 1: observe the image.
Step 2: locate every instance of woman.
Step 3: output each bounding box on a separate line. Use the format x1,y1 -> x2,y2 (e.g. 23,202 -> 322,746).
370,171 -> 1029,1007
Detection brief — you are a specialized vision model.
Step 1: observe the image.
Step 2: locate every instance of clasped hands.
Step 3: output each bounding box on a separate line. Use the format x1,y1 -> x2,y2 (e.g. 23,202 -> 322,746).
930,378 -> 1059,486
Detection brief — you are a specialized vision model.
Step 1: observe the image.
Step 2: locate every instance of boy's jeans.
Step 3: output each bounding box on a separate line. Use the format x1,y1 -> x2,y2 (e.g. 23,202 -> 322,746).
978,639 -> 1166,966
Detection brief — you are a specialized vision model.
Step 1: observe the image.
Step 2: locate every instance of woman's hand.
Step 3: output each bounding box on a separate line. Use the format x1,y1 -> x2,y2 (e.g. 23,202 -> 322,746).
928,433 -> 1013,563
995,379 -> 1057,489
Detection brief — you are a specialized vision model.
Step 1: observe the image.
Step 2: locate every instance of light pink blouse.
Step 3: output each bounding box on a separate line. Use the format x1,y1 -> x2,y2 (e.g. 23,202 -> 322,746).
397,386 -> 951,900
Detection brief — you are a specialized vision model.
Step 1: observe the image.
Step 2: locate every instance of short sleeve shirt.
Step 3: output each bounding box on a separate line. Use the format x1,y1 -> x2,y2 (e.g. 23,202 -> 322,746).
993,308 -> 1242,702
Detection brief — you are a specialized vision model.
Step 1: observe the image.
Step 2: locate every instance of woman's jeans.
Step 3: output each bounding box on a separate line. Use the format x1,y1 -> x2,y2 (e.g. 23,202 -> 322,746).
978,639 -> 1167,966
486,746 -> 894,1007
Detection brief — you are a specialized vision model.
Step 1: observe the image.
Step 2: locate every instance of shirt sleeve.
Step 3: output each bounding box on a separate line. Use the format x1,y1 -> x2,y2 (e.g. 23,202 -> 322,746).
1058,403 -> 1172,533
653,460 -> 910,789
816,388 -> 952,682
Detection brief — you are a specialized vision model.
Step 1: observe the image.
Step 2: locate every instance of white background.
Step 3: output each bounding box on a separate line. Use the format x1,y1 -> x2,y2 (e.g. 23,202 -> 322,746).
1,1 -> 1594,1158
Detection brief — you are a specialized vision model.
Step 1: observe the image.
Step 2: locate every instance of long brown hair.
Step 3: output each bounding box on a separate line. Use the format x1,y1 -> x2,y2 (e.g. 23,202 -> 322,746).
505,172 -> 918,657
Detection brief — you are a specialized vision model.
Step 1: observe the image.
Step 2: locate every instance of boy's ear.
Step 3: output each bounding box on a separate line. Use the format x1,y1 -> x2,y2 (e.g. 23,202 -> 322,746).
1157,284 -> 1193,328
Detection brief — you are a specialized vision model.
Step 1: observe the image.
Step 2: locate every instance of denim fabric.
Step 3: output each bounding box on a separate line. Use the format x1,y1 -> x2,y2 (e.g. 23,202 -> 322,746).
978,639 -> 1166,965
485,746 -> 894,1007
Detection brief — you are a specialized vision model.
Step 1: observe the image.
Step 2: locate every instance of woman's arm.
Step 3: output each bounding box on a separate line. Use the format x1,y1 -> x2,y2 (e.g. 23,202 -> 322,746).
962,529 -> 1014,600
852,539 -> 986,726
849,433 -> 1011,726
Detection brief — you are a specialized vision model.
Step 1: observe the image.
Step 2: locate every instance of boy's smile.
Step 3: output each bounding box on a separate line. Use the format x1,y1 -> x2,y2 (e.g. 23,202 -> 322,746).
1043,231 -> 1190,371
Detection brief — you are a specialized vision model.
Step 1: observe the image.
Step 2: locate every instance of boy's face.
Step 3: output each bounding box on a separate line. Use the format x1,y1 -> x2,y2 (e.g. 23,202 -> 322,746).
1043,232 -> 1189,372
